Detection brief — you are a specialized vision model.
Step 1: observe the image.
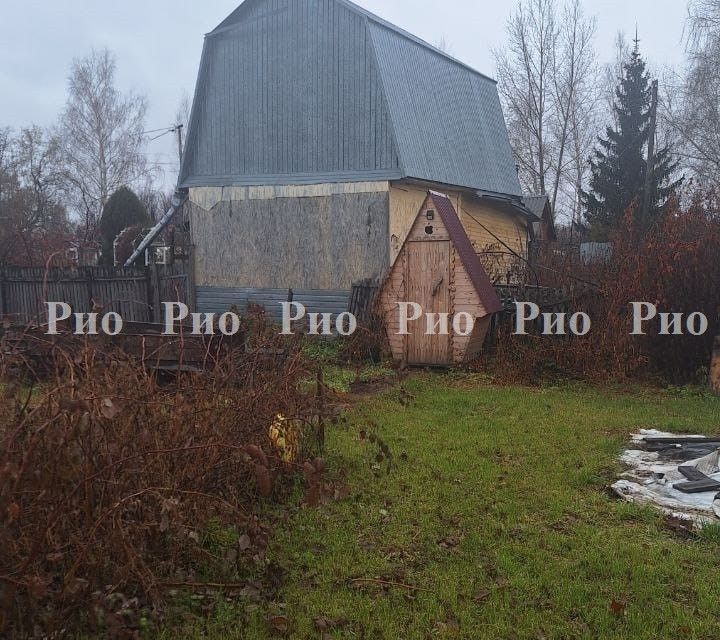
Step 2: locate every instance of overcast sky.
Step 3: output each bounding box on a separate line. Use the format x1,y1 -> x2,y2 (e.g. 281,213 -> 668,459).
1,0 -> 691,189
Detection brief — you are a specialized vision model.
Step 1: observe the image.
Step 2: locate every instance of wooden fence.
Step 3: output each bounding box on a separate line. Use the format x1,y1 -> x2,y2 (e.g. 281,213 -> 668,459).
348,279 -> 380,324
0,262 -> 192,324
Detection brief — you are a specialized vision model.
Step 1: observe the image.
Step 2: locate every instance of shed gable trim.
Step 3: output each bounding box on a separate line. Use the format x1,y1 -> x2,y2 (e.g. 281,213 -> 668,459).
427,191 -> 503,315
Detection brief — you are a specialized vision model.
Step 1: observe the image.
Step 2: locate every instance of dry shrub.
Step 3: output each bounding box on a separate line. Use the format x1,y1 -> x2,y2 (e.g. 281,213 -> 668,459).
337,310 -> 389,364
0,326 -> 325,637
487,196 -> 720,384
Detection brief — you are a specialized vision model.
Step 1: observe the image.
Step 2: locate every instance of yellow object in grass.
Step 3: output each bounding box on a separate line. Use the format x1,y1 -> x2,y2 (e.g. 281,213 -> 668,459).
269,414 -> 300,464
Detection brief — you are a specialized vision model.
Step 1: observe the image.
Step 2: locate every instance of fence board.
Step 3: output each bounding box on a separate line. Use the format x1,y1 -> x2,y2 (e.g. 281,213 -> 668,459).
0,264 -> 190,324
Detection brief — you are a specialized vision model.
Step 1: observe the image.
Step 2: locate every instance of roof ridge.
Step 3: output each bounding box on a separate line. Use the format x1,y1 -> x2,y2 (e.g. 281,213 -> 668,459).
336,0 -> 496,83
207,0 -> 496,83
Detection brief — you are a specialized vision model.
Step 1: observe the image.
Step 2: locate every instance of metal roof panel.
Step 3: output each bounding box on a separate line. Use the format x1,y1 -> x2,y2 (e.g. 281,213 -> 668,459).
180,0 -> 521,198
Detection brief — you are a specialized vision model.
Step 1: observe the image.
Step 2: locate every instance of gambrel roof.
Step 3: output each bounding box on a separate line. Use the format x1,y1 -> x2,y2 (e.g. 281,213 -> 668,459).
179,0 -> 522,198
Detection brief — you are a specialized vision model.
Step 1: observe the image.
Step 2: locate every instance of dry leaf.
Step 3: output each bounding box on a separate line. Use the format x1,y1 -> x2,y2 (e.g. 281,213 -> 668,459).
472,588 -> 491,603
100,398 -> 121,420
254,464 -> 272,497
7,502 -> 20,524
268,614 -> 290,636
303,461 -> 317,483
314,617 -> 347,631
305,483 -> 321,507
609,599 -> 626,617
246,445 -> 268,467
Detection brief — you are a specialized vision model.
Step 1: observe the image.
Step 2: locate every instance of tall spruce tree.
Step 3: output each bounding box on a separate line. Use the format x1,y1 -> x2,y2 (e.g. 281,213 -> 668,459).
582,45 -> 681,239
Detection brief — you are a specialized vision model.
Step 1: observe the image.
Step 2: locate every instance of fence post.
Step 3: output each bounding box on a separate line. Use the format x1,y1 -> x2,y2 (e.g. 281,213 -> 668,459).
150,263 -> 161,323
0,269 -> 5,318
187,246 -> 197,313
144,267 -> 153,323
84,266 -> 94,311
710,337 -> 720,394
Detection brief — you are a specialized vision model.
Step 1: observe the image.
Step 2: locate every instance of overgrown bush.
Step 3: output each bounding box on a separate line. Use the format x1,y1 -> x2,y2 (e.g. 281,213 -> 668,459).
487,196 -> 720,384
0,328 -> 326,637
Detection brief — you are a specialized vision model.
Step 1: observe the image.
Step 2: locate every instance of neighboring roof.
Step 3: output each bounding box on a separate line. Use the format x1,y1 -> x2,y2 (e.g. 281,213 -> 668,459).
179,0 -> 522,197
522,195 -> 550,220
580,242 -> 614,264
428,191 -> 503,315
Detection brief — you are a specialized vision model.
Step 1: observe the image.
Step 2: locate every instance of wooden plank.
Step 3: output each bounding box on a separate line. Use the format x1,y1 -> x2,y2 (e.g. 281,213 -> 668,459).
0,265 -> 187,324
674,478 -> 720,494
405,239 -> 450,365
644,437 -> 720,444
678,466 -> 709,481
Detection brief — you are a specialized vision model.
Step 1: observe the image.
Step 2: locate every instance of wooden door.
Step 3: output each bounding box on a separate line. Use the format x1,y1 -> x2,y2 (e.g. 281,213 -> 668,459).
405,240 -> 451,365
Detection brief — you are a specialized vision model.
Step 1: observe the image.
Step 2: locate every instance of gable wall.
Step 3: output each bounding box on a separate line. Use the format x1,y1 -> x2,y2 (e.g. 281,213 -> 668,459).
389,181 -> 529,280
459,194 -> 529,280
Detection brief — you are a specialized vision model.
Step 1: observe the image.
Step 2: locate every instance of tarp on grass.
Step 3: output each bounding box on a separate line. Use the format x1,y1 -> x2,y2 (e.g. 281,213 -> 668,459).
612,429 -> 720,525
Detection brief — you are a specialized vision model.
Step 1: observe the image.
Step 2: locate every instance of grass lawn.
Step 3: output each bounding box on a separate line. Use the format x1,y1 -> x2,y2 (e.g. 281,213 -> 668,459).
162,375 -> 720,639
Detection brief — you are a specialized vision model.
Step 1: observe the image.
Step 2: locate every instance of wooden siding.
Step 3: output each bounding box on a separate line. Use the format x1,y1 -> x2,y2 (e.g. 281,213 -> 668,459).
380,193 -> 493,365
458,193 -> 528,278
380,247 -> 407,362
405,240 -> 451,364
388,181 -> 529,280
388,183 -> 460,262
188,185 -> 390,291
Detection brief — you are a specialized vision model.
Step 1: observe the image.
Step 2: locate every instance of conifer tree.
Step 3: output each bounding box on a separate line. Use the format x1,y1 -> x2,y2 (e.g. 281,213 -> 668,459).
98,187 -> 149,266
583,45 -> 681,239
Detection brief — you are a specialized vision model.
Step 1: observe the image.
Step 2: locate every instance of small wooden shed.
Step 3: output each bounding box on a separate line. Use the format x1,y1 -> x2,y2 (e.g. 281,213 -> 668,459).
378,191 -> 502,366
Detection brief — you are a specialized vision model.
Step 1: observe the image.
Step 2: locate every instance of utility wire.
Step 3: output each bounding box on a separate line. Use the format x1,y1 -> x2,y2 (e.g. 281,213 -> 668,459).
141,126 -> 176,135
149,130 -> 173,141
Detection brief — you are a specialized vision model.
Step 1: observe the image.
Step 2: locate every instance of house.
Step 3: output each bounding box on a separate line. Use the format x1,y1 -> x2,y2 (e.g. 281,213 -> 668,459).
177,0 -> 533,317
580,242 -> 613,264
523,195 -> 557,243
378,191 -> 502,366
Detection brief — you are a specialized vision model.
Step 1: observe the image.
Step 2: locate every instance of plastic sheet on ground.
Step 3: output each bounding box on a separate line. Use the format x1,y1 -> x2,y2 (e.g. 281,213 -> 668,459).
611,429 -> 720,525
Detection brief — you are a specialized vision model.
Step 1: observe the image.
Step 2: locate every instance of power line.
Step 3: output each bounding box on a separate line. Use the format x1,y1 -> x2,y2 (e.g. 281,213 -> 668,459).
141,126 -> 176,135
149,130 -> 173,141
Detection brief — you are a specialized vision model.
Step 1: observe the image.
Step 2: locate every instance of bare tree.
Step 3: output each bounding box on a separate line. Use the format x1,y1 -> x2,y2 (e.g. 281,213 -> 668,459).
661,0 -> 720,187
16,126 -> 66,232
137,179 -> 173,223
548,0 -> 597,217
0,128 -> 14,210
175,90 -> 192,137
600,32 -> 631,129
688,0 -> 720,40
0,127 -> 70,266
58,49 -> 149,237
0,128 -> 18,263
495,0 -> 557,197
494,0 -> 598,221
